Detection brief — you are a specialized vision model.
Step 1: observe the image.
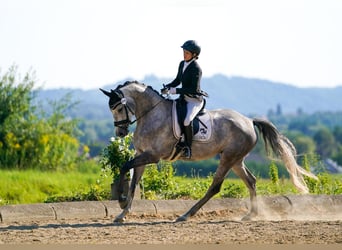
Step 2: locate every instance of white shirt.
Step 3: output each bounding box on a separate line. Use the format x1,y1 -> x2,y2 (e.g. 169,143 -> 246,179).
182,59 -> 195,73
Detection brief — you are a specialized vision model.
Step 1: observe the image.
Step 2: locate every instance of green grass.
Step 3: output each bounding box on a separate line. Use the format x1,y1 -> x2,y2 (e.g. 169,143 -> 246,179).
1,162 -> 341,206
141,173 -> 341,200
142,176 -> 300,200
0,161 -> 112,205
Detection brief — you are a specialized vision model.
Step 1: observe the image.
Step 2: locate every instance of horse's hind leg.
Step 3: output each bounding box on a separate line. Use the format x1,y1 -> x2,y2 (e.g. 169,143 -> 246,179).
232,162 -> 257,220
176,157 -> 232,222
114,166 -> 145,222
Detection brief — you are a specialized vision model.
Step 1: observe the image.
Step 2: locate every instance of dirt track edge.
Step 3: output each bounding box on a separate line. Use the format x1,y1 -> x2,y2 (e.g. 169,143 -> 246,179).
0,194 -> 341,223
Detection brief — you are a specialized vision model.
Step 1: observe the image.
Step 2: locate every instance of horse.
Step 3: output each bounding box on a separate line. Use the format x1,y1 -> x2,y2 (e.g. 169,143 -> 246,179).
100,80 -> 317,222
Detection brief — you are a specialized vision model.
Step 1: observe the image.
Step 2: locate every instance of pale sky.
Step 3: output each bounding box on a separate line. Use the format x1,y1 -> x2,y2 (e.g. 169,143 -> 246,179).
1,0 -> 342,89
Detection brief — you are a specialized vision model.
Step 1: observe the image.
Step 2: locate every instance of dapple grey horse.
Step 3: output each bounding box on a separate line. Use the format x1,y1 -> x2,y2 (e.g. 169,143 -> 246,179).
100,81 -> 317,222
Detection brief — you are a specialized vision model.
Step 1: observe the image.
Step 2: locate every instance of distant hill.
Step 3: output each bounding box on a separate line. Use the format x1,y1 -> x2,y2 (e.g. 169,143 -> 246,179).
37,74 -> 342,120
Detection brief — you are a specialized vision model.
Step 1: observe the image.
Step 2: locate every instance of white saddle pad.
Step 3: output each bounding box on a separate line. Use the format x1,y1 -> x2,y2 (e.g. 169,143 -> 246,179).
172,101 -> 212,142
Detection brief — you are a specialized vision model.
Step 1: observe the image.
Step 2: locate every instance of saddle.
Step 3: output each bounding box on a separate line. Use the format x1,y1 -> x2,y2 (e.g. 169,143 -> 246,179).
167,98 -> 212,161
172,98 -> 212,143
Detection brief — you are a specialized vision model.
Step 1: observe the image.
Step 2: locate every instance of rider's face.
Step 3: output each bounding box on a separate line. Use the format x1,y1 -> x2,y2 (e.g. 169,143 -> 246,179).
183,49 -> 193,61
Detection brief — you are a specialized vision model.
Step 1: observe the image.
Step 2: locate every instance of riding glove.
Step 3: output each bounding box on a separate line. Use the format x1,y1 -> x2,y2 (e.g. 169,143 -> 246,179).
169,87 -> 177,94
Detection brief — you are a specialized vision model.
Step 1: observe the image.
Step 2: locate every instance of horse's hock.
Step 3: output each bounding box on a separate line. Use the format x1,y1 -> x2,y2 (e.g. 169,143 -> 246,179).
0,195 -> 341,223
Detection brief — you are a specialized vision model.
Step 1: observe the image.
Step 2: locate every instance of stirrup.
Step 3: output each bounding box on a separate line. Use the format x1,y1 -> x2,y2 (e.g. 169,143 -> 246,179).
182,146 -> 192,159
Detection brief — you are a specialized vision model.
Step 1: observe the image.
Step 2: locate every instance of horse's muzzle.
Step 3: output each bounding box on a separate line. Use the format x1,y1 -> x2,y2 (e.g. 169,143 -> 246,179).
116,128 -> 128,137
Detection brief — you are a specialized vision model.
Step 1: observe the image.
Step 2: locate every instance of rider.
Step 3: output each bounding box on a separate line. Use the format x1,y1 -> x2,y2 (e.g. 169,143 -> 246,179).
162,40 -> 208,159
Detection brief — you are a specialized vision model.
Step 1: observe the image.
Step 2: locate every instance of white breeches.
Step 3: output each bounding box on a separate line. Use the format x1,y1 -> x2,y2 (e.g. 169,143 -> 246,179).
184,95 -> 204,126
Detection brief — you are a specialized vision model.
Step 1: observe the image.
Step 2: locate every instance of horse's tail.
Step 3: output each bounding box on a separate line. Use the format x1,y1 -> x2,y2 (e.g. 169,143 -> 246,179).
253,118 -> 318,194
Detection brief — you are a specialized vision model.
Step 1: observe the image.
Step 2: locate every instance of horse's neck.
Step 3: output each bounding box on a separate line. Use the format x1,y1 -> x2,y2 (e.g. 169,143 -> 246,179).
125,86 -> 166,117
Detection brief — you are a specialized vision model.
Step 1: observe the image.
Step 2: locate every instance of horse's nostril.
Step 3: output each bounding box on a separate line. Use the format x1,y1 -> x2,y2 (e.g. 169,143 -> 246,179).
118,131 -> 126,137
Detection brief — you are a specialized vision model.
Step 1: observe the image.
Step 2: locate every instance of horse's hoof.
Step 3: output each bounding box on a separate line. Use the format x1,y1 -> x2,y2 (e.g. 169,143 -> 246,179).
241,212 -> 257,221
114,216 -> 126,223
175,215 -> 188,222
241,215 -> 251,221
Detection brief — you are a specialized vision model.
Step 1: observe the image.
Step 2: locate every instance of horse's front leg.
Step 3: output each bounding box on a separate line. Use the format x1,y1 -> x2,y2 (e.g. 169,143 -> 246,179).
114,166 -> 145,222
115,152 -> 159,222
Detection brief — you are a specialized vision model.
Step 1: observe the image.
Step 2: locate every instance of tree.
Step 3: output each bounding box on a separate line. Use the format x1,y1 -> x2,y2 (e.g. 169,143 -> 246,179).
333,126 -> 342,144
332,126 -> 342,165
0,66 -> 86,170
285,131 -> 316,155
0,66 -> 35,130
313,127 -> 336,159
276,103 -> 282,116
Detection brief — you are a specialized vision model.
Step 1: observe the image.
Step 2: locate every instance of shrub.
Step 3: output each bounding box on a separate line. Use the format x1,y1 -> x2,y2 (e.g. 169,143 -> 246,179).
141,161 -> 176,199
0,66 -> 85,171
99,133 -> 135,181
269,161 -> 279,185
221,182 -> 247,198
45,185 -> 111,203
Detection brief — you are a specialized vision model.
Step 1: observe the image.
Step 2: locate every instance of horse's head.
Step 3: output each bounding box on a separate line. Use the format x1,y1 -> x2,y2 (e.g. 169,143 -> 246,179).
100,87 -> 133,137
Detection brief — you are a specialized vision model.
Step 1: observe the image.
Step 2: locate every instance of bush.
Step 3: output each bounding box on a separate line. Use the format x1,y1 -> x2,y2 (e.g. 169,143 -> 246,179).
307,173 -> 342,195
99,133 -> 135,181
45,185 -> 111,203
221,182 -> 247,198
141,161 -> 176,199
0,66 -> 86,171
269,161 -> 279,185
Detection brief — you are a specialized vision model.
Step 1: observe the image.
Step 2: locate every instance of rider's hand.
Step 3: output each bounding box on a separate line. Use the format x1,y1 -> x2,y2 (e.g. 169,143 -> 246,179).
169,87 -> 177,94
161,87 -> 169,95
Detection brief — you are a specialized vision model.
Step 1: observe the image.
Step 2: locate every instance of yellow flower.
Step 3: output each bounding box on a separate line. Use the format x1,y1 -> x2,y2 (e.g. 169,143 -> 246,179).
40,134 -> 49,145
83,145 -> 90,153
5,132 -> 15,142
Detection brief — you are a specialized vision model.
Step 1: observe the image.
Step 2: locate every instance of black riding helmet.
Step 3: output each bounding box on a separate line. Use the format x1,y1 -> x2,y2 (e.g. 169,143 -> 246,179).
181,40 -> 201,56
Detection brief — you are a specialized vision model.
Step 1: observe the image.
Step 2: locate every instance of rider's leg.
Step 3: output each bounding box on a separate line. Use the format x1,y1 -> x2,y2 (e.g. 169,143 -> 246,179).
183,96 -> 204,159
183,99 -> 200,159
183,122 -> 193,158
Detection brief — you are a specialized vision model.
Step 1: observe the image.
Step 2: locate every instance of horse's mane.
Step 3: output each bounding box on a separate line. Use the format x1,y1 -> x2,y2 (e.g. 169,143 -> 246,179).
116,80 -> 167,100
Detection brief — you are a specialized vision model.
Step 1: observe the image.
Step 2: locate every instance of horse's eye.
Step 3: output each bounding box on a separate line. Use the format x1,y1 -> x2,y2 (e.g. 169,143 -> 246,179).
117,107 -> 123,112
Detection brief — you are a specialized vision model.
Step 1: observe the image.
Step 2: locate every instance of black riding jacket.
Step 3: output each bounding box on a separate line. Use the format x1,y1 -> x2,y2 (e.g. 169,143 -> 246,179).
166,60 -> 207,97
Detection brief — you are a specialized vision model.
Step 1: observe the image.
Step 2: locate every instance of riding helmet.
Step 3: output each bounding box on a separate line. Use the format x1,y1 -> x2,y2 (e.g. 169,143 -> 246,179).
181,40 -> 201,56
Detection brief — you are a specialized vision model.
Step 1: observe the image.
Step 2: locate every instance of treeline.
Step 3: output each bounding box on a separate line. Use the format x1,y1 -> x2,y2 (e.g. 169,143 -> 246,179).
268,110 -> 342,165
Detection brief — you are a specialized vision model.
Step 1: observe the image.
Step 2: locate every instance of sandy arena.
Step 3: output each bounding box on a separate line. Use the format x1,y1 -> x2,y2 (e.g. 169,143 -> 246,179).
0,195 -> 341,244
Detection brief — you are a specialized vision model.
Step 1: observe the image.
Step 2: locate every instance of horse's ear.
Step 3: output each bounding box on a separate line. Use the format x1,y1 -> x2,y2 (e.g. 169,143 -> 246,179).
99,88 -> 111,97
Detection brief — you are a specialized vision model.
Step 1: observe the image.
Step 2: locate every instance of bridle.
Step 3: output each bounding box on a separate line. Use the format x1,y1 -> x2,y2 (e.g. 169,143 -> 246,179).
110,89 -> 163,130
110,89 -> 134,130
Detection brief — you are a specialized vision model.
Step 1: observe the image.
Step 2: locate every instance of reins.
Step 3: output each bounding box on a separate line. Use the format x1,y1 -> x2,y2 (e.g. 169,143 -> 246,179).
130,98 -> 163,125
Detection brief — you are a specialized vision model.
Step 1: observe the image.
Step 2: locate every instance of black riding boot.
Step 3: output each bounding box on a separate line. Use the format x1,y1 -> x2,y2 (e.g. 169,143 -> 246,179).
183,124 -> 193,159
